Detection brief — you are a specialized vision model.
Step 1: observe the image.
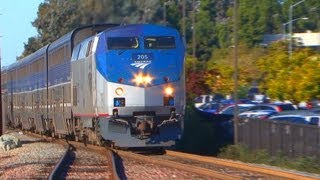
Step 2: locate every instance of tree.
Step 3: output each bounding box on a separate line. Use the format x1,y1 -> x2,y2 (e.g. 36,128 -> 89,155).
194,0 -> 225,61
205,43 -> 265,97
32,0 -> 81,46
238,0 -> 282,46
22,0 -> 163,59
257,42 -> 320,103
19,37 -> 42,59
281,0 -> 320,33
185,55 -> 211,101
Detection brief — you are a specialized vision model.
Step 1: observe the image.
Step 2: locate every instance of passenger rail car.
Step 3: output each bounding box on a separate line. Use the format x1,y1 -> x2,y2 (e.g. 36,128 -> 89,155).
1,24 -> 186,148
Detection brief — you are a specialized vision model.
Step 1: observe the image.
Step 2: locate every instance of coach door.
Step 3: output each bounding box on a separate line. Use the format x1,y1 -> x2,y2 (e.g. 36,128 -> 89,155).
33,90 -> 45,133
52,86 -> 67,136
20,94 -> 28,130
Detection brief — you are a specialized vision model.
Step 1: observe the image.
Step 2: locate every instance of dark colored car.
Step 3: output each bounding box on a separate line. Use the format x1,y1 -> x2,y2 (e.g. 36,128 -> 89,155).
218,104 -> 256,115
195,102 -> 223,118
210,104 -> 256,122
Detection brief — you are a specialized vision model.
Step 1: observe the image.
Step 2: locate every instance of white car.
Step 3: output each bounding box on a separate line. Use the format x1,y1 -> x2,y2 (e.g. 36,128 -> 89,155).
194,95 -> 215,108
193,94 -> 224,108
268,111 -> 320,126
238,110 -> 278,119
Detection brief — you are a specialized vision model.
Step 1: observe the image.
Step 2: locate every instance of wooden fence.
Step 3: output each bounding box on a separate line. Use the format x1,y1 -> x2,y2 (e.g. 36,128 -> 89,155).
236,118 -> 320,159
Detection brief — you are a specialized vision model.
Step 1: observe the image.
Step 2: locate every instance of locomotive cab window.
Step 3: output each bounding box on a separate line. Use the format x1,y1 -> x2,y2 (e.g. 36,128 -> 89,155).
144,36 -> 175,49
107,37 -> 139,49
71,44 -> 81,61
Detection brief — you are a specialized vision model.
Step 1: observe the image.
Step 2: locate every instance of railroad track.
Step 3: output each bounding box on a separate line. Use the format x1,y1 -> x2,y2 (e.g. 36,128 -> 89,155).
113,149 -> 320,180
163,150 -> 319,180
13,132 -> 320,179
114,149 -> 240,179
48,142 -> 114,179
24,132 -> 118,179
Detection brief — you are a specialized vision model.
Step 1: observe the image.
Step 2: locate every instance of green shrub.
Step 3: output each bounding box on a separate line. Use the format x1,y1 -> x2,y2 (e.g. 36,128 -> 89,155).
176,104 -> 232,155
218,144 -> 320,174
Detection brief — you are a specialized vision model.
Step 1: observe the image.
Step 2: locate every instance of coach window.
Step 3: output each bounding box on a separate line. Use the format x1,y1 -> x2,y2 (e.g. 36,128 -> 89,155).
144,36 -> 175,49
27,64 -> 31,77
63,45 -> 67,61
65,44 -> 71,61
35,59 -> 40,72
53,47 -> 64,65
107,37 -> 139,49
57,47 -> 63,64
37,59 -> 41,72
60,47 -> 65,63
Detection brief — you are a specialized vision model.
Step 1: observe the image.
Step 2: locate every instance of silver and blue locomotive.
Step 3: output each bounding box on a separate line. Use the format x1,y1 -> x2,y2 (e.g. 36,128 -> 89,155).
1,24 -> 186,148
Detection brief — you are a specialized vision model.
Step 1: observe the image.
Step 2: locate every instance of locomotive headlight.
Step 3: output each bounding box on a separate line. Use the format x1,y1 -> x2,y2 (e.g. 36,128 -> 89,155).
164,86 -> 174,96
144,74 -> 153,84
133,73 -> 144,85
133,74 -> 143,85
132,72 -> 153,86
115,87 -> 124,96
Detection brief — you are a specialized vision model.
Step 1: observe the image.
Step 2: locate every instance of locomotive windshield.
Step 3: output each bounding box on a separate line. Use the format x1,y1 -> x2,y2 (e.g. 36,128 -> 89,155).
144,36 -> 175,49
107,37 -> 139,49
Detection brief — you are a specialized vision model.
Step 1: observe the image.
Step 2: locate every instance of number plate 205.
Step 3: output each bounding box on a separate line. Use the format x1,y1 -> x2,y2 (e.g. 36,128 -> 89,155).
132,53 -> 153,61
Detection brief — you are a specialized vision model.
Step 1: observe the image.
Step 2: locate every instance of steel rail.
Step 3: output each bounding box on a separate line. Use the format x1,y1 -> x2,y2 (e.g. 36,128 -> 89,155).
64,141 -> 120,180
107,149 -> 120,180
115,149 -> 241,180
24,131 -> 119,179
48,143 -> 71,180
166,150 -> 319,180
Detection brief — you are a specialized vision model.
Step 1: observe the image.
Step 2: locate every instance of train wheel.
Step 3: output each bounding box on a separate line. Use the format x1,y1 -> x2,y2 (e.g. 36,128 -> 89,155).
104,140 -> 115,149
83,134 -> 88,146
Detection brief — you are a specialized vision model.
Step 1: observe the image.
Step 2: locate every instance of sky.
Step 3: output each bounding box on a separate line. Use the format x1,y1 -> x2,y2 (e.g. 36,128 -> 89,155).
0,0 -> 44,67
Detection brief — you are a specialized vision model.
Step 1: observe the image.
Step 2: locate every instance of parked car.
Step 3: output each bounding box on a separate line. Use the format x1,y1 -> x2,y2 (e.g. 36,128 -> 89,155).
195,102 -> 223,118
210,104 -> 256,121
298,101 -> 313,110
310,108 -> 320,114
194,94 -> 224,108
268,115 -> 312,125
310,117 -> 320,127
269,111 -> 320,126
245,103 -> 296,112
194,95 -> 214,108
298,99 -> 320,110
218,104 -> 256,115
238,110 -> 278,119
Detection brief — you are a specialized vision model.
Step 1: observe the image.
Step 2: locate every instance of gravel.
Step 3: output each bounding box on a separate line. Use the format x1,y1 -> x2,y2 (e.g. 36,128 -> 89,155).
0,131 -> 65,179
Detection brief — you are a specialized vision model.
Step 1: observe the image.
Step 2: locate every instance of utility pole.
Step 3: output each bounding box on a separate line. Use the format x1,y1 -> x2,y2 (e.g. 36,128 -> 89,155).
192,0 -> 196,57
0,12 -> 2,135
0,47 -> 2,136
233,0 -> 239,145
163,2 -> 167,25
182,0 -> 186,42
289,0 -> 305,60
163,1 -> 173,25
